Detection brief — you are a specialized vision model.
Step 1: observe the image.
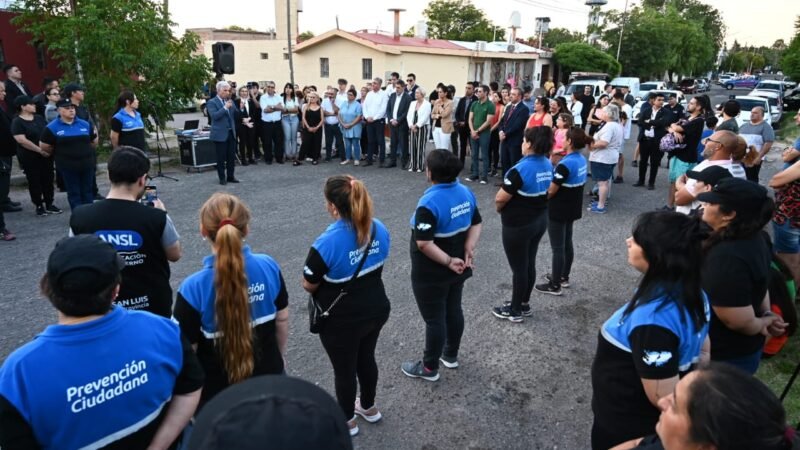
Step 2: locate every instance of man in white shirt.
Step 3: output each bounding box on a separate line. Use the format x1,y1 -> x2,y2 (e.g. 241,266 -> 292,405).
674,130 -> 746,214
322,87 -> 345,162
362,77 -> 389,166
259,81 -> 285,164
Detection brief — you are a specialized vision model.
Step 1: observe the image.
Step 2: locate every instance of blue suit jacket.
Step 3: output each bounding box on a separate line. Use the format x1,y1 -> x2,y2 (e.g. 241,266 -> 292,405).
499,102 -> 529,149
206,96 -> 238,142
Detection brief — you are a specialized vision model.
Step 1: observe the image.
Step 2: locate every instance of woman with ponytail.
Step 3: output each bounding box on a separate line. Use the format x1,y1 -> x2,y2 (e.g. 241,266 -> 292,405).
302,175 -> 391,437
174,193 -> 289,407
591,211 -> 711,450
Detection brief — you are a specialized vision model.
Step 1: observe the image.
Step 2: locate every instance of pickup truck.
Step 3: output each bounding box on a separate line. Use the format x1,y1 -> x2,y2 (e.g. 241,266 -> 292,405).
724,77 -> 759,90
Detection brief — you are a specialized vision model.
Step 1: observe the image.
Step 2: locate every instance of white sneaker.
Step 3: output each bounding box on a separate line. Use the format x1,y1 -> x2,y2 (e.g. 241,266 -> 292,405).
354,160 -> 360,166
408,167 -> 413,172
305,157 -> 313,162
347,416 -> 359,436
354,398 -> 382,423
340,160 -> 350,165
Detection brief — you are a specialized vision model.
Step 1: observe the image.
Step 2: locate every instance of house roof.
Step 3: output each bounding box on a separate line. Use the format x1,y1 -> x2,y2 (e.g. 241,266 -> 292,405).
295,29 -> 543,60
449,40 -> 547,55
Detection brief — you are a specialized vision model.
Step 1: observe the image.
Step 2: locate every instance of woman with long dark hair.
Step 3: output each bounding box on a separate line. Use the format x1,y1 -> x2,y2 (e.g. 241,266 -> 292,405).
302,175 -> 391,437
11,96 -> 59,216
587,94 -> 609,136
491,126 -> 553,322
612,363 -> 799,450
174,193 -> 289,407
550,112 -> 574,165
489,90 -> 505,177
402,150 -> 482,381
526,96 -> 553,129
431,85 -> 454,151
591,211 -> 710,450
535,127 -> 590,295
698,177 -> 787,374
281,82 -> 300,163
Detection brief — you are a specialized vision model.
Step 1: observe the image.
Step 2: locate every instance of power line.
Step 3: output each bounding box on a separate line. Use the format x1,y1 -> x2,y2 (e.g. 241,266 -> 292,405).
512,0 -> 588,15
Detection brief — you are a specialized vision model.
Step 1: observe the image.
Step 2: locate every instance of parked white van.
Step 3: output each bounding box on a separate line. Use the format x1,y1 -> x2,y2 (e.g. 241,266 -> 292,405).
610,77 -> 641,99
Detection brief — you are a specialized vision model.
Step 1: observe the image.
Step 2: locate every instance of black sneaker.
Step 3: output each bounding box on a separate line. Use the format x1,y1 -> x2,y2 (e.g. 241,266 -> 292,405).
45,204 -> 63,215
544,274 -> 570,288
36,205 -> 47,216
401,360 -> 440,381
534,282 -> 563,296
502,301 -> 533,317
491,305 -> 523,323
439,355 -> 459,369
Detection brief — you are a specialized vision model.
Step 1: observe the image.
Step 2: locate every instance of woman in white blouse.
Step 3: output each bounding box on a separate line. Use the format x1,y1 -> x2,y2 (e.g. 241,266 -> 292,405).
407,88 -> 432,173
570,91 -> 584,128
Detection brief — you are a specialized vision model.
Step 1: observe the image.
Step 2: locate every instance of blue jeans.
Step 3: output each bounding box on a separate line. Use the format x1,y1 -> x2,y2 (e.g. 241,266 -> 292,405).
716,349 -> 763,375
470,131 -> 491,179
60,165 -> 95,210
344,138 -> 361,161
772,220 -> 800,253
281,115 -> 299,159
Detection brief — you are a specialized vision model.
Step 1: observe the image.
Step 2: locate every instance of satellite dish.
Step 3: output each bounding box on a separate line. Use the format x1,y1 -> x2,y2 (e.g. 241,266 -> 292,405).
509,11 -> 521,28
507,44 -> 516,53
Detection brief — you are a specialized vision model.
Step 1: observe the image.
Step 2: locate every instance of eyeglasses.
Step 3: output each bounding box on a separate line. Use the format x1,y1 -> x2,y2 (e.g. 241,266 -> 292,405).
702,137 -> 722,145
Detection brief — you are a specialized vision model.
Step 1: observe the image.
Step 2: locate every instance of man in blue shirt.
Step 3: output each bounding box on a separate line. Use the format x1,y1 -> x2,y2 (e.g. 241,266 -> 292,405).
0,235 -> 203,449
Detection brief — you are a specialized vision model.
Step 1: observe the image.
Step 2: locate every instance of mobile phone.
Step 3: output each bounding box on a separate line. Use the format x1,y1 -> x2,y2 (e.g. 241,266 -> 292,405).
143,185 -> 158,206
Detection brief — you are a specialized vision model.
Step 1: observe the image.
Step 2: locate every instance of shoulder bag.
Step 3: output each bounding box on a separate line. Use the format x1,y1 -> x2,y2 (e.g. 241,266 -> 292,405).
308,223 -> 375,334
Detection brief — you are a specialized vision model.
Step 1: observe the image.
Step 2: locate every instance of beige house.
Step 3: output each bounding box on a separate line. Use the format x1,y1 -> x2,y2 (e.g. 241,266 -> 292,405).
294,30 -> 553,93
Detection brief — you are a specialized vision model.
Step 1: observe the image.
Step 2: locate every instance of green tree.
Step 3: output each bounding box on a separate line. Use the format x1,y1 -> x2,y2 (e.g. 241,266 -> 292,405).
225,25 -> 256,32
554,42 -> 621,77
722,52 -> 748,73
422,0 -> 505,42
403,27 -> 416,38
298,31 -> 315,42
12,0 -> 211,142
781,16 -> 800,80
532,27 -> 585,49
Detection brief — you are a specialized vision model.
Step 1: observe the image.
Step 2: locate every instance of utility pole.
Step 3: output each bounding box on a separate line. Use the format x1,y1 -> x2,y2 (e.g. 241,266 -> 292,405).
616,0 -> 629,61
286,0 -> 295,86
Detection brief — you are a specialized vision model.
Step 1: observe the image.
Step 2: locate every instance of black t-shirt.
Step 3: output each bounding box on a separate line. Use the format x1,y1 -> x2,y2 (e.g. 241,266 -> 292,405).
665,104 -> 684,123
110,115 -> 147,151
410,206 -> 482,284
0,334 -> 203,450
174,280 -> 287,408
549,161 -> 584,222
70,199 -> 176,318
39,118 -> 97,171
10,115 -> 46,163
673,115 -> 704,163
702,234 -> 771,360
592,327 -> 681,448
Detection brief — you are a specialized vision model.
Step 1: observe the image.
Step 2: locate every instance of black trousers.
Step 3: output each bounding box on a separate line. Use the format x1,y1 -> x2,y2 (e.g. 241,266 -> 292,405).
252,119 -> 264,159
260,120 -> 284,163
360,125 -> 369,159
489,128 -> 500,170
0,156 -> 11,207
412,279 -> 465,371
502,212 -> 548,313
637,139 -> 664,186
548,219 -> 575,283
237,125 -> 256,162
300,128 -> 322,161
388,123 -> 409,165
455,123 -> 470,163
319,315 -> 388,419
324,122 -> 345,161
214,132 -> 236,181
365,120 -> 386,163
17,150 -> 54,206
501,141 -> 522,177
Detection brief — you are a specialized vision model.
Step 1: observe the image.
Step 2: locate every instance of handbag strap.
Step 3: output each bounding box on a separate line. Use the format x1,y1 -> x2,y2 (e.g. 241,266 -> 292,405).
320,221 -> 376,315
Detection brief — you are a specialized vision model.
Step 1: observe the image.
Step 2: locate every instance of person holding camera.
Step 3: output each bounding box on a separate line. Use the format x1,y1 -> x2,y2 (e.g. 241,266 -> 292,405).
69,146 -> 181,318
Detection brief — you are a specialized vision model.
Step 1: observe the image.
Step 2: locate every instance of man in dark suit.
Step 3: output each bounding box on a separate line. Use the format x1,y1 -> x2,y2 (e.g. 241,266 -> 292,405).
635,92 -> 669,189
235,86 -> 260,165
32,77 -> 59,118
498,87 -> 530,180
247,82 -> 264,160
384,79 -> 412,168
2,64 -> 31,109
206,81 -> 240,185
454,82 -> 478,164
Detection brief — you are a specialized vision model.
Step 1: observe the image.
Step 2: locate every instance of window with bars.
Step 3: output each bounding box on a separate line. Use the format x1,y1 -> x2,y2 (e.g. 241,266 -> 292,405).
320,57 -> 329,78
362,58 -> 372,80
34,41 -> 46,69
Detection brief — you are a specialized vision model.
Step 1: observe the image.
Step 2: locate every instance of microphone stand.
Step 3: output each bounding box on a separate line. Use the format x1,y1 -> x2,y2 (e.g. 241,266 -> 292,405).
148,102 -> 179,182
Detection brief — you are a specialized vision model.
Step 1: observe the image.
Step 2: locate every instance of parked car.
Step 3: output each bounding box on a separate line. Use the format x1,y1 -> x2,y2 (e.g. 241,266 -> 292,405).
752,80 -> 786,98
696,78 -> 710,92
785,87 -> 800,110
724,77 -> 759,90
638,81 -> 666,101
632,90 -> 687,123
717,75 -> 732,85
728,95 -> 773,128
678,78 -> 698,94
748,90 -> 783,125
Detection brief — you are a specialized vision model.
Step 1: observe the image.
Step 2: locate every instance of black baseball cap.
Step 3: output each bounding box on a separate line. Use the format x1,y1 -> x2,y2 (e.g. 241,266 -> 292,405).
686,166 -> 732,187
189,375 -> 353,450
56,98 -> 75,108
697,177 -> 768,213
63,82 -> 85,94
47,235 -> 125,296
13,95 -> 35,108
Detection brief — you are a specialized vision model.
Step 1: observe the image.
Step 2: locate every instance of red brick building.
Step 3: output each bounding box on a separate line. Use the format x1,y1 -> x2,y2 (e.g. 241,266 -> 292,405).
0,9 -> 63,105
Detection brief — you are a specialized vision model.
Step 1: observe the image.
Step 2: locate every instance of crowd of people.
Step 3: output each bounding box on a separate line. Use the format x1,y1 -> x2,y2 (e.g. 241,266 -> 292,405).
1,62 -> 800,450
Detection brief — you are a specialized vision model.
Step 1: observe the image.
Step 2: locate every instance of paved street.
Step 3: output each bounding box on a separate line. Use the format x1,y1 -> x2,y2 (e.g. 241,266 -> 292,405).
0,86 -> 785,449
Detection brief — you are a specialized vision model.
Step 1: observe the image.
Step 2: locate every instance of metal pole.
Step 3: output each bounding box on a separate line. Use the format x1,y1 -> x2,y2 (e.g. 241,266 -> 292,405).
616,0 -> 629,61
286,0 -> 295,86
